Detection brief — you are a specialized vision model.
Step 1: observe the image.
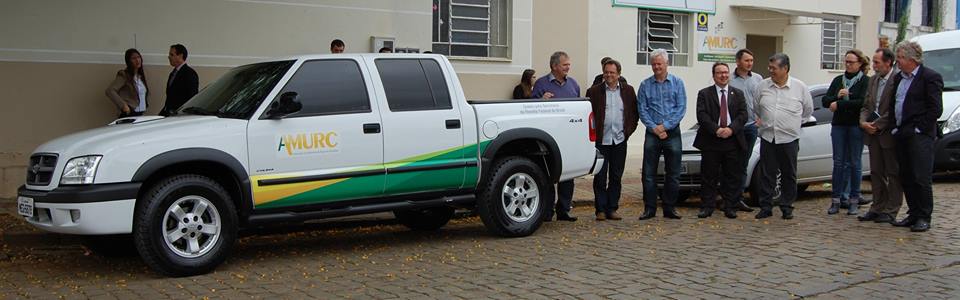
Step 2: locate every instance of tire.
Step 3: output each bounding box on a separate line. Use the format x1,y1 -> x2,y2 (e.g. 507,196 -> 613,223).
394,207 -> 455,231
81,235 -> 137,257
476,156 -> 548,237
133,174 -> 237,277
748,167 -> 781,207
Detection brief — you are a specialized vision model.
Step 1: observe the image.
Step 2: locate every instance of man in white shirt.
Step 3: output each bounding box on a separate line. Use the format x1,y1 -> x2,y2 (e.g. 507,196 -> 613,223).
753,53 -> 814,220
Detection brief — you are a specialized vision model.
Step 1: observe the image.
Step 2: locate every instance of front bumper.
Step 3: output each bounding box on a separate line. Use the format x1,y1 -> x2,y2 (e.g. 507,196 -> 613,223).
935,130 -> 960,172
17,183 -> 140,235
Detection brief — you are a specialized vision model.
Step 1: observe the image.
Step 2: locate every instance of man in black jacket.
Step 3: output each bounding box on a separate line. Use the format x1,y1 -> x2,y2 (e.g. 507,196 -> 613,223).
161,44 -> 199,116
889,41 -> 943,232
694,62 -> 747,219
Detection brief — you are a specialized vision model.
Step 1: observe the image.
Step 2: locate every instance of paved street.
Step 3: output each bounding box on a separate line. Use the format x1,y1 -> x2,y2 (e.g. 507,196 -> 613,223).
1,174 -> 959,299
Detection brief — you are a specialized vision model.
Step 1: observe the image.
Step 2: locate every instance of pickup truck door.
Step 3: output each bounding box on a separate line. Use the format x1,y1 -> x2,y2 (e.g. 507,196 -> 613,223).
247,59 -> 385,209
368,57 -> 467,195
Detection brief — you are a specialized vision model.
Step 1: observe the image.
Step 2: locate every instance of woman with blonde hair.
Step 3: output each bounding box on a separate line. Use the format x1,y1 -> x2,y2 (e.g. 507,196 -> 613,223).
822,49 -> 871,215
106,48 -> 149,117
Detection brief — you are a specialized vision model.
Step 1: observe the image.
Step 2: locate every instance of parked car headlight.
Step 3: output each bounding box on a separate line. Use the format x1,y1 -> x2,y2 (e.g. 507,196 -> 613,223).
60,155 -> 102,185
943,106 -> 960,135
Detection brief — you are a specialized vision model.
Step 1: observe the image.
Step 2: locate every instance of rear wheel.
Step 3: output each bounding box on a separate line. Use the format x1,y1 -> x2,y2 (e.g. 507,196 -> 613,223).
133,174 -> 237,277
476,156 -> 548,237
394,207 -> 455,231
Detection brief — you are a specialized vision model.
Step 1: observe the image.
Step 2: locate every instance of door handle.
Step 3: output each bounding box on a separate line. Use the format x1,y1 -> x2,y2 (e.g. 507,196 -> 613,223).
363,123 -> 381,134
445,119 -> 461,129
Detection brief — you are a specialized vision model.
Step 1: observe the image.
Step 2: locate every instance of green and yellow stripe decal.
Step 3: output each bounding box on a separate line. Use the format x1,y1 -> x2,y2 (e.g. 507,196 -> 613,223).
251,141 -> 490,209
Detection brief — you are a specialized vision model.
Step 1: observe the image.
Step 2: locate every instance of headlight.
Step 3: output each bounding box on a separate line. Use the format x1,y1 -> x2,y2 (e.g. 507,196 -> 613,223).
60,155 -> 102,185
943,107 -> 960,135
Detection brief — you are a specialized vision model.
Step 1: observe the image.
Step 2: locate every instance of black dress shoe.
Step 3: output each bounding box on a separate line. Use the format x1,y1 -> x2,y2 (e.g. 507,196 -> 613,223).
556,213 -> 578,222
755,209 -> 773,219
737,201 -> 755,212
781,209 -> 794,220
858,212 -> 879,222
697,208 -> 713,218
910,219 -> 931,232
724,209 -> 737,219
893,216 -> 918,227
873,213 -> 894,223
639,210 -> 656,220
663,209 -> 682,219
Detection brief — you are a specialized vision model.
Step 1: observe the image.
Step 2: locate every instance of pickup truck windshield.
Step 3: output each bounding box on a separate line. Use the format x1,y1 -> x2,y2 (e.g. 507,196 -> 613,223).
177,60 -> 295,119
924,49 -> 960,91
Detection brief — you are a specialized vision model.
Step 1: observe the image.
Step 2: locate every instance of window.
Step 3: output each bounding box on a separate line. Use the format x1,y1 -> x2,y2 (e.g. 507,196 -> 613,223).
376,59 -> 452,111
637,9 -> 690,66
275,60 -> 371,117
922,0 -> 936,26
821,19 -> 856,70
884,0 -> 905,23
811,90 -> 834,125
432,0 -> 511,59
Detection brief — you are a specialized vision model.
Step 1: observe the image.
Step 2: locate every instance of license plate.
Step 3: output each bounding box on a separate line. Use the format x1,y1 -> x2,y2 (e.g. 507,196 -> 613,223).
17,196 -> 34,218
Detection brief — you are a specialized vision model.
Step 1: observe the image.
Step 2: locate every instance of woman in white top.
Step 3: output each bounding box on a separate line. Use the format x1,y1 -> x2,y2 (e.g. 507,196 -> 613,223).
106,48 -> 149,118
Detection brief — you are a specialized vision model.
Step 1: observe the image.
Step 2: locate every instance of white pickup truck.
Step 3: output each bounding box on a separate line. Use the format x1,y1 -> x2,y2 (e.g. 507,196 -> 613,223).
16,54 -> 602,276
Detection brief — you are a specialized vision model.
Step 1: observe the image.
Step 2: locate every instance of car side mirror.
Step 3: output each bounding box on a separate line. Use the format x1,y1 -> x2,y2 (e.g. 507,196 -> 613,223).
265,92 -> 302,119
801,115 -> 817,127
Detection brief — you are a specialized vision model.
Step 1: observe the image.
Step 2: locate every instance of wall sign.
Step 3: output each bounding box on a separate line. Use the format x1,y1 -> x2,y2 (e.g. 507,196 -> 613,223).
695,31 -> 744,63
696,13 -> 708,31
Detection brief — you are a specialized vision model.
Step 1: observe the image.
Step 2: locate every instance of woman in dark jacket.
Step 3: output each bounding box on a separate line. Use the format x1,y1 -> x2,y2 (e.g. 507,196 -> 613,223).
822,49 -> 870,215
105,48 -> 149,117
512,69 -> 535,99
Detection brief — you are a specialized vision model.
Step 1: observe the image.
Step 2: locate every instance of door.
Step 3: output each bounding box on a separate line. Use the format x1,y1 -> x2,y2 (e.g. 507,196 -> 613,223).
247,59 -> 384,209
797,87 -> 835,180
746,35 -> 781,78
369,58 -> 466,195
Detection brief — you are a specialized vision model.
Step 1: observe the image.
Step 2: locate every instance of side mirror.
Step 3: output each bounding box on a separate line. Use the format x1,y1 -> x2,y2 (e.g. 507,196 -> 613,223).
801,115 -> 818,127
265,92 -> 302,119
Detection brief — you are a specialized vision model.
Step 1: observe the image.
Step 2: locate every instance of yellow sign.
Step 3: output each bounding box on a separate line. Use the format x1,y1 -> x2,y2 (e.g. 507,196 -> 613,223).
277,132 -> 339,156
696,13 -> 708,31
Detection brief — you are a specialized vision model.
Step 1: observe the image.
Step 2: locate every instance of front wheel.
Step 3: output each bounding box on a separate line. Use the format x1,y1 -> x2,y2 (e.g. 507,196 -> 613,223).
476,156 -> 548,237
133,174 -> 237,277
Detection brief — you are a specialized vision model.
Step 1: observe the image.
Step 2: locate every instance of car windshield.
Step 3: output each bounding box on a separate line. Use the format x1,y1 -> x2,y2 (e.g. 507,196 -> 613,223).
923,48 -> 960,91
176,60 -> 294,119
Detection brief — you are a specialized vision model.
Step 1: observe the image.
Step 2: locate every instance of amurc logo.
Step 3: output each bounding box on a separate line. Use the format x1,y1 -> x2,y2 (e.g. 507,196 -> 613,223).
277,132 -> 339,156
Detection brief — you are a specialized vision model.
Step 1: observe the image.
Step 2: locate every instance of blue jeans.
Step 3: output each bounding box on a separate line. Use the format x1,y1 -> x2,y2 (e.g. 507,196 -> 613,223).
831,125 -> 864,201
641,127 -> 682,211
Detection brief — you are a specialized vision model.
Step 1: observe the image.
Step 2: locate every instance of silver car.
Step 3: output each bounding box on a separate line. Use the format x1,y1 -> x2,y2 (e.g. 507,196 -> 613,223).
655,84 -> 871,205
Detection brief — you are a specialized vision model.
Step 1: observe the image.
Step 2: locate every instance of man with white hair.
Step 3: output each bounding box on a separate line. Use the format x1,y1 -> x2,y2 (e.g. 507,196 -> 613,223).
888,41 -> 943,232
637,49 -> 687,220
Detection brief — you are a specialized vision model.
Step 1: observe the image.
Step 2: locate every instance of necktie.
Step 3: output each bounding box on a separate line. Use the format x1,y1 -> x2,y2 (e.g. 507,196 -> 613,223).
720,89 -> 728,127
168,69 -> 177,88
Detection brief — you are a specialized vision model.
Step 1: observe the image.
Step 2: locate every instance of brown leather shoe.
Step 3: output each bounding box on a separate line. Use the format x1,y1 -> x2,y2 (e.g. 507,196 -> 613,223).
595,213 -> 606,221
606,212 -> 623,220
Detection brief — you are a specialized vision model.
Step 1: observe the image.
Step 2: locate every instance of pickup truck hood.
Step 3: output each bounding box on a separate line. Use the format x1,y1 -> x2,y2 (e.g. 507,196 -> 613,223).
35,115 -> 247,156
939,91 -> 960,121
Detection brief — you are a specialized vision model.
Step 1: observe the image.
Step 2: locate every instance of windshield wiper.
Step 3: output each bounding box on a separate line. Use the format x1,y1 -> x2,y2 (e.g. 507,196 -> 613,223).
180,107 -> 216,116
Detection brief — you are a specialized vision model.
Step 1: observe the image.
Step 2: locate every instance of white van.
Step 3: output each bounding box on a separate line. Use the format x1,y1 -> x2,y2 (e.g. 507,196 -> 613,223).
913,30 -> 960,171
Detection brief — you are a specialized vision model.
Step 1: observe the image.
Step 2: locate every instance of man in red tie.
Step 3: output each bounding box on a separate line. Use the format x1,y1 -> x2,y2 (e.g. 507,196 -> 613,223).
693,62 -> 748,218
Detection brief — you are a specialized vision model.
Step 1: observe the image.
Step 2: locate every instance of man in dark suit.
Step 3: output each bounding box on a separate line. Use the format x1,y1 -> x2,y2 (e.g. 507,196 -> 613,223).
859,48 -> 902,224
161,44 -> 199,116
889,41 -> 943,232
586,59 -> 639,221
693,62 -> 748,218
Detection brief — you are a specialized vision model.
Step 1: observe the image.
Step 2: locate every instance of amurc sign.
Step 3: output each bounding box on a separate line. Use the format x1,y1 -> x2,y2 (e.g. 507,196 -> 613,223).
696,32 -> 745,63
612,0 -> 716,14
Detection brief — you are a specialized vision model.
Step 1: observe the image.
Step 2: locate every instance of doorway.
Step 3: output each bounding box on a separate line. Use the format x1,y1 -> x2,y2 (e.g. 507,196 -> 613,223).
746,35 -> 782,78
